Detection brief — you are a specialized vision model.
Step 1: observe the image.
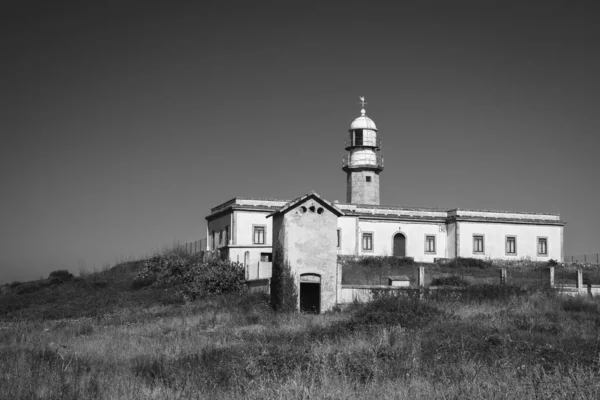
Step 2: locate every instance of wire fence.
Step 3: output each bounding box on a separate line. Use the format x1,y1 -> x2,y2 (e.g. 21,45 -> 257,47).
564,253 -> 600,265
177,238 -> 207,255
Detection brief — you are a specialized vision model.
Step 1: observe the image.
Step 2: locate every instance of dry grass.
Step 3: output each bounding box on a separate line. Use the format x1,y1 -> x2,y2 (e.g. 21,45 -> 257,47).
1,288 -> 600,399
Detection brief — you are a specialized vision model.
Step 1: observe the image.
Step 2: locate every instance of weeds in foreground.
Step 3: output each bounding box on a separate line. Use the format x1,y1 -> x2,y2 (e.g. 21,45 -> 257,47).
2,288 -> 600,399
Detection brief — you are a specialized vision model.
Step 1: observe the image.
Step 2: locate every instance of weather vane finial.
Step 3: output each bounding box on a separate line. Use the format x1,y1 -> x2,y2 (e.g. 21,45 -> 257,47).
359,96 -> 367,115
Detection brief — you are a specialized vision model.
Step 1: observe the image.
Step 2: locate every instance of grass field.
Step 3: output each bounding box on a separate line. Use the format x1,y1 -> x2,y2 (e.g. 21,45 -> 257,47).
2,262 -> 600,399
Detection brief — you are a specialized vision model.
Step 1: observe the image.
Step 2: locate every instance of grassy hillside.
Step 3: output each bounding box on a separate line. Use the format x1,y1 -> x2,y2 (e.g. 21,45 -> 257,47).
1,260 -> 600,399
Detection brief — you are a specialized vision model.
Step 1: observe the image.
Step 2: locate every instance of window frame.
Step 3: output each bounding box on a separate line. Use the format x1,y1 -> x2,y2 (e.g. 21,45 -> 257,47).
505,235 -> 517,256
362,232 -> 374,252
537,237 -> 548,256
473,234 -> 485,254
424,235 -> 436,254
253,225 -> 266,245
337,228 -> 341,249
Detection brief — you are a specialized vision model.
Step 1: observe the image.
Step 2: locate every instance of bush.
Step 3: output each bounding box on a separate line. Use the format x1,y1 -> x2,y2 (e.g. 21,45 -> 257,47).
181,259 -> 245,300
49,270 -> 73,281
270,245 -> 298,313
445,257 -> 493,269
431,275 -> 471,287
339,255 -> 415,268
133,254 -> 245,301
48,277 -> 64,286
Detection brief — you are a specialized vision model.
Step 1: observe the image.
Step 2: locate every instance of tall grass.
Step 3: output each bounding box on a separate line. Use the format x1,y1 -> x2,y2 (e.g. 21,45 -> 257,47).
2,280 -> 600,399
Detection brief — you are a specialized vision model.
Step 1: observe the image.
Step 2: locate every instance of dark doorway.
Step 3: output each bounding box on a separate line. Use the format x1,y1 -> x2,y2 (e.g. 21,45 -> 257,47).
393,233 -> 406,257
300,274 -> 320,313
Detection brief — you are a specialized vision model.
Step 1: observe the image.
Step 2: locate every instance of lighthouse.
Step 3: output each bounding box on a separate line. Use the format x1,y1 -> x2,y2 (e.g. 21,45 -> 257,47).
342,98 -> 384,204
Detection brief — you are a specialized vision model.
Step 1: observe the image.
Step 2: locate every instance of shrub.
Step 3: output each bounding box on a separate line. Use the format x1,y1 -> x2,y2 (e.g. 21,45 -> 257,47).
445,257 -> 493,269
9,281 -> 21,289
181,259 -> 245,300
133,254 -> 245,300
49,269 -> 73,281
431,275 -> 471,287
270,245 -> 298,313
48,277 -> 64,286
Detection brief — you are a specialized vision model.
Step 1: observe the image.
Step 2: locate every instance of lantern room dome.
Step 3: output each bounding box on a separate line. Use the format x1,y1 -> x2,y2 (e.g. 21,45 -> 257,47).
350,109 -> 377,131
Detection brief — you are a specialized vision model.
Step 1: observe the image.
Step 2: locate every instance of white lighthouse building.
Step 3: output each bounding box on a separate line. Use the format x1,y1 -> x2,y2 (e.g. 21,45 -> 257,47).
343,101 -> 384,205
204,99 -> 565,278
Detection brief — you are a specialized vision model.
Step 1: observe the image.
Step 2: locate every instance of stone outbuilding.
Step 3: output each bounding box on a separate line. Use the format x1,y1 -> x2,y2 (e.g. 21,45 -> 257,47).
268,192 -> 343,313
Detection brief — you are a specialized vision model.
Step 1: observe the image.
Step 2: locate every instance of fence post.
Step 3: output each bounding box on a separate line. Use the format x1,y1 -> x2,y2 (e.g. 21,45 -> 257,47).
544,267 -> 555,288
500,268 -> 507,285
576,269 -> 583,290
417,266 -> 425,300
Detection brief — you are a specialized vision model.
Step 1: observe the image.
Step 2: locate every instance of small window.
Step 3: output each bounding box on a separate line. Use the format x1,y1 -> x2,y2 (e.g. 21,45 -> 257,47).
538,238 -> 548,255
253,226 -> 265,244
354,129 -> 363,146
219,231 -> 223,246
211,231 -> 216,250
425,235 -> 436,254
506,236 -> 516,255
260,252 -> 272,262
337,228 -> 341,248
362,232 -> 373,251
224,226 -> 229,245
473,235 -> 484,254
366,176 -> 372,182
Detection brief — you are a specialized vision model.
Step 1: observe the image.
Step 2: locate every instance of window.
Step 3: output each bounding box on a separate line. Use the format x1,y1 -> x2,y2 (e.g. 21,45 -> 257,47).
225,226 -> 229,245
506,236 -> 516,255
538,238 -> 548,255
366,176 -> 371,182
211,231 -> 216,250
337,228 -> 341,248
219,231 -> 223,246
473,235 -> 484,253
354,129 -> 363,146
260,252 -> 272,262
425,235 -> 436,254
362,232 -> 373,251
253,226 -> 265,244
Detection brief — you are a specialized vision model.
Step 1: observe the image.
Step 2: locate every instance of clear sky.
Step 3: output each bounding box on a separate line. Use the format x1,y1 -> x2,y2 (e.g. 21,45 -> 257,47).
1,1 -> 599,283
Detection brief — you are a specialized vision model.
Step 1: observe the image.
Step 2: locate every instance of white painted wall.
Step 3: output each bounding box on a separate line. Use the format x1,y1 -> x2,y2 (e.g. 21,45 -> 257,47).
337,216 -> 358,254
447,222 -> 456,258
206,214 -> 231,250
352,220 -> 448,262
457,222 -> 563,261
234,211 -> 273,246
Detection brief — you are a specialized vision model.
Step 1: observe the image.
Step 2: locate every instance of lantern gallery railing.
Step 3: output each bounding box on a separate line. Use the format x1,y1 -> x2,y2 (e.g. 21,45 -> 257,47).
344,137 -> 382,150
342,153 -> 384,169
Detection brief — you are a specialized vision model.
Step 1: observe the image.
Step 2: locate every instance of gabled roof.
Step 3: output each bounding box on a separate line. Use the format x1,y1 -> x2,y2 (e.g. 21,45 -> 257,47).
267,191 -> 344,218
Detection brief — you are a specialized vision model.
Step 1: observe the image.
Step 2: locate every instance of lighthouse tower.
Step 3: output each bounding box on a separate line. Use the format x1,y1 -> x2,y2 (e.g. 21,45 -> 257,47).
342,98 -> 384,205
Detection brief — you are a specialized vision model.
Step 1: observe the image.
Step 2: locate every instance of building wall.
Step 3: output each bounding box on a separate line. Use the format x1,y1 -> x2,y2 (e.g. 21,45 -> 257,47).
447,222 -> 456,258
206,213 -> 231,250
354,220 -> 447,262
337,216 -> 358,254
273,198 -> 339,312
346,170 -> 380,204
234,211 -> 272,246
457,221 -> 563,261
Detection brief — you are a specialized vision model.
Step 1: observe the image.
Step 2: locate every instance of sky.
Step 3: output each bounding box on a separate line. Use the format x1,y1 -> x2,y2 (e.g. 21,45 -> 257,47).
1,1 -> 599,283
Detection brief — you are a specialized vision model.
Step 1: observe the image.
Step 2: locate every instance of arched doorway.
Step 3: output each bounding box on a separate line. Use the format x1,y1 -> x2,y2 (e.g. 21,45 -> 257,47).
300,274 -> 321,313
393,233 -> 406,257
